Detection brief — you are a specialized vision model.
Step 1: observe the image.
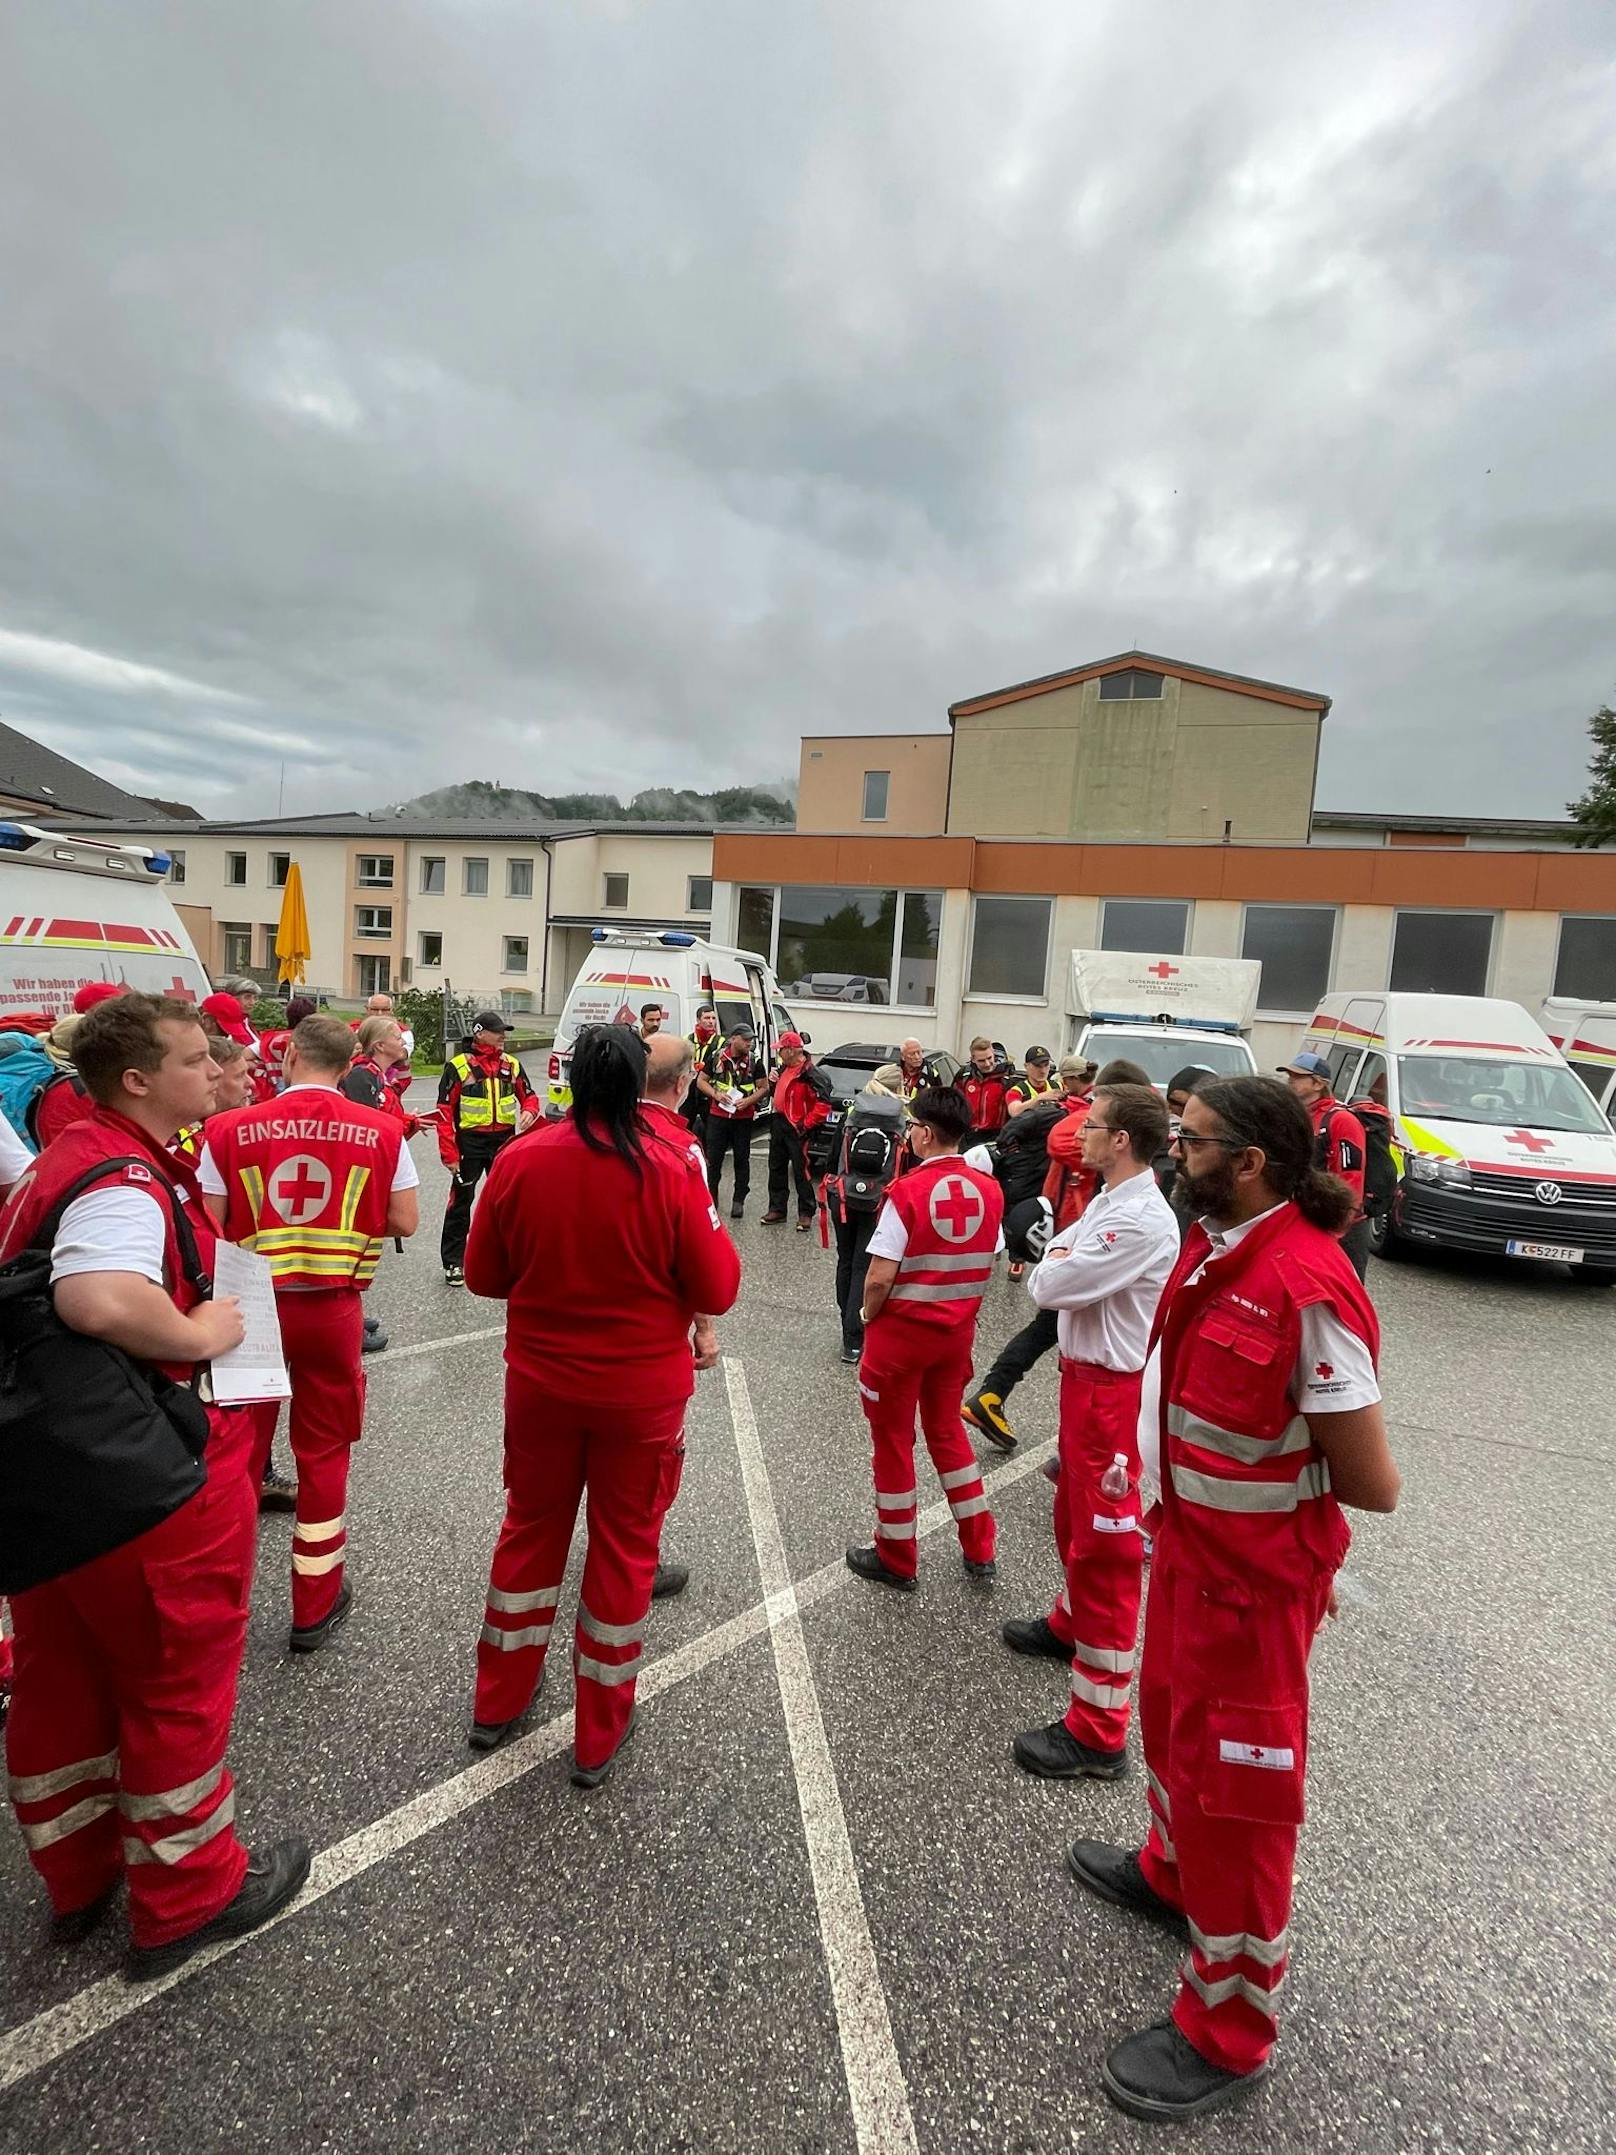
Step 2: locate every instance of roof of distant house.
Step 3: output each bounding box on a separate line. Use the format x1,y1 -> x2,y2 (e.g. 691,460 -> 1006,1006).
0,720 -> 197,821
64,811 -> 772,841
948,649 -> 1331,719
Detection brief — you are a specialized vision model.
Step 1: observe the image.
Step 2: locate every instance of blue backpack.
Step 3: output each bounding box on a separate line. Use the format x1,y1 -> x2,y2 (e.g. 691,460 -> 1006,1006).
0,1038 -> 68,1155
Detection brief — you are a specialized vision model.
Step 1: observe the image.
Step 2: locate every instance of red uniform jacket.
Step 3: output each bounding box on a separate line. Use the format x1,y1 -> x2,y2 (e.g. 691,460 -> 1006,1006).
206,1089 -> 403,1290
1042,1093 -> 1098,1232
958,1069 -> 1011,1134
466,1110 -> 741,1406
1308,1093 -> 1367,1218
1152,1202 -> 1380,1596
772,1062 -> 832,1134
31,1070 -> 93,1148
340,1055 -> 421,1138
869,1154 -> 1004,1339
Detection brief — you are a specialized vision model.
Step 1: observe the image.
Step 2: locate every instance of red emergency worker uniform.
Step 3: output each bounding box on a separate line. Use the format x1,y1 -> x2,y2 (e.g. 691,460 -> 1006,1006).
1043,1093 -> 1098,1232
31,1068 -> 93,1147
860,1155 -> 1004,1579
1305,1093 -> 1367,1215
202,1085 -> 408,1630
1136,1202 -> 1379,2079
340,1052 -> 421,1137
465,1111 -> 741,1770
958,1066 -> 1011,1137
0,1108 -> 259,1951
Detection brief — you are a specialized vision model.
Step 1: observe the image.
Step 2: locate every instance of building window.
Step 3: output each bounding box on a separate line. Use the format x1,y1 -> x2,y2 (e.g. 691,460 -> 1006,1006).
259,925 -> 279,969
1100,898 -> 1189,954
357,956 -> 391,996
421,855 -> 446,895
1390,910 -> 1494,996
502,936 -> 529,973
1097,668 -> 1165,701
221,923 -> 252,973
418,932 -> 443,969
225,852 -> 247,887
1242,904 -> 1337,1014
967,895 -> 1053,1000
688,875 -> 713,913
603,872 -> 629,909
269,853 -> 290,888
355,905 -> 393,940
463,857 -> 489,897
771,886 -> 942,1008
1555,916 -> 1616,1002
168,849 -> 186,885
507,858 -> 533,899
738,886 -> 776,959
862,770 -> 890,821
356,854 -> 394,888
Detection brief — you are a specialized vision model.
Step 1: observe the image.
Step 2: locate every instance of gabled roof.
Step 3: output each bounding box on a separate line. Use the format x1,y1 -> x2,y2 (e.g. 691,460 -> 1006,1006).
0,720 -> 193,820
947,650 -> 1331,720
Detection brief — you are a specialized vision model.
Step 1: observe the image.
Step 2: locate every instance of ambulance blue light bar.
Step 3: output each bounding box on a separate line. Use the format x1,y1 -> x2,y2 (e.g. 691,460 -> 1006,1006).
0,823 -> 33,851
590,928 -> 697,946
1091,1007 -> 1241,1033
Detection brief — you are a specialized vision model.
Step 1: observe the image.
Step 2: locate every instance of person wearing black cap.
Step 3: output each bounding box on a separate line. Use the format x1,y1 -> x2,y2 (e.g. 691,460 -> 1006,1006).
437,1010 -> 538,1283
697,1022 -> 769,1219
1005,1046 -> 1057,1117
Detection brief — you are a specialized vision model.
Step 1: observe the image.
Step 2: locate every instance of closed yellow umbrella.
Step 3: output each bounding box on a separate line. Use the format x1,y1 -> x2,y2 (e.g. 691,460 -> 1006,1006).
275,861 -> 312,985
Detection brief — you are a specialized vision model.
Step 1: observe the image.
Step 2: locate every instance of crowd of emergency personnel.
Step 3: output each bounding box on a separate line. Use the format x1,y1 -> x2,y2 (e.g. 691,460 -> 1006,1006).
0,982 -> 1398,2126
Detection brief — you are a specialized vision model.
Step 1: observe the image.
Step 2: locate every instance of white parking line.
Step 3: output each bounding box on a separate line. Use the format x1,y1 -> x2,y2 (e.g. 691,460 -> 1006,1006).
725,1357 -> 919,2155
0,1427 -> 1056,2098
365,1324 -> 505,1364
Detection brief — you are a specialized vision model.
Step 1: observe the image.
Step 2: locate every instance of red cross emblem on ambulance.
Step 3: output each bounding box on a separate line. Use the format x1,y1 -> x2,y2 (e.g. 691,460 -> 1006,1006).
267,1154 -> 332,1224
929,1174 -> 985,1244
1504,1128 -> 1553,1154
1147,961 -> 1179,981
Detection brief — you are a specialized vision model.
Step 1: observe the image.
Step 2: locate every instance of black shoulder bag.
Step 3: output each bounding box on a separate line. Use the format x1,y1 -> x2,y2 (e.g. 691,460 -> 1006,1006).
0,1158 -> 212,1594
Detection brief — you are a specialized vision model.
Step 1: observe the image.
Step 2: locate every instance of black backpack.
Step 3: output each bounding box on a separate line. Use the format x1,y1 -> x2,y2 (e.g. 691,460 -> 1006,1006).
0,1158 -> 212,1593
837,1094 -> 907,1213
1354,1108 -> 1399,1218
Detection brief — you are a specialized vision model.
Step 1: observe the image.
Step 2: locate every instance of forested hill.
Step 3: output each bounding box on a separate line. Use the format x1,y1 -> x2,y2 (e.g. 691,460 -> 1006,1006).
385,778 -> 795,824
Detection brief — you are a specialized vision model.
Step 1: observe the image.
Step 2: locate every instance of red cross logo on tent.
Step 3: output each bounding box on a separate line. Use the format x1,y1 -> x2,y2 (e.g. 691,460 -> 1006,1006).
267,1154 -> 332,1224
1504,1128 -> 1553,1154
930,1174 -> 985,1244
1147,962 -> 1179,980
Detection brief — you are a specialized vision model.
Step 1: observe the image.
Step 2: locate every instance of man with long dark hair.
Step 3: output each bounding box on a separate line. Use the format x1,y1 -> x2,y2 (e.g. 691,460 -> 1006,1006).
1068,1076 -> 1399,2123
463,1027 -> 740,1787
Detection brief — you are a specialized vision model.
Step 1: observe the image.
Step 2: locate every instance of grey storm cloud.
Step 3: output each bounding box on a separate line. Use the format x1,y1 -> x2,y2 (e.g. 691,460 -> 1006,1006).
0,0 -> 1612,817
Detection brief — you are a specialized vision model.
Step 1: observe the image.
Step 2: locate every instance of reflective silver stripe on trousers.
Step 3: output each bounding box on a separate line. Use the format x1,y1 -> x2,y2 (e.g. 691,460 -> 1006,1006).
1071,1639 -> 1135,1676
478,1620 -> 553,1652
950,1494 -> 990,1520
1170,1459 -> 1331,1513
575,1652 -> 639,1687
876,1519 -> 918,1539
119,1758 -> 226,1824
1146,1765 -> 1172,1817
938,1465 -> 980,1491
486,1583 -> 563,1615
8,1749 -> 119,1806
1070,1668 -> 1131,1709
874,1488 -> 918,1512
292,1513 -> 345,1541
123,1791 -> 237,1867
1182,1958 -> 1286,2022
292,1548 -> 346,1576
1168,1403 -> 1312,1468
889,1280 -> 988,1304
18,1794 -> 116,1851
896,1251 -> 992,1274
578,1605 -> 648,1650
1190,1919 -> 1291,1970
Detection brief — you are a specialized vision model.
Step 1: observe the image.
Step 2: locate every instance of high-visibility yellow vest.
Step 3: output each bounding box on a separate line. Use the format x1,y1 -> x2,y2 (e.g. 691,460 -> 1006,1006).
451,1052 -> 521,1133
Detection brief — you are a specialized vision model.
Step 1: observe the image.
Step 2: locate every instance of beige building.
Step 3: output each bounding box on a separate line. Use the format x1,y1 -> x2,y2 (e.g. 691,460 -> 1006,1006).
797,734 -> 952,835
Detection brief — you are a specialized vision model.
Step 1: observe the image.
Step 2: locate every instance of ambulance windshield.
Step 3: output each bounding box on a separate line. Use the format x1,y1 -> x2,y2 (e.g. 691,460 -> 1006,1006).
1397,1056 -> 1610,1134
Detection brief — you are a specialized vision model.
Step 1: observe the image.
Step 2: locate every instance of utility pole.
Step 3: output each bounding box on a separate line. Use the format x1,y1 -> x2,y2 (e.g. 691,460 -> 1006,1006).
278,761 -> 286,815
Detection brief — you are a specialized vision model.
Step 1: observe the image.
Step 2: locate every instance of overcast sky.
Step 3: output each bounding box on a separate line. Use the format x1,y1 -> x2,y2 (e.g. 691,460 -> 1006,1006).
1,1 -> 1612,820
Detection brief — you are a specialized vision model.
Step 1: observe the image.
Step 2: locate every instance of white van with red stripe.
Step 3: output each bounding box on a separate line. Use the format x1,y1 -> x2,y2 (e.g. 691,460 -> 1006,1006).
1299,992 -> 1616,1283
1539,998 -> 1616,1121
546,930 -> 795,1114
0,822 -> 209,1018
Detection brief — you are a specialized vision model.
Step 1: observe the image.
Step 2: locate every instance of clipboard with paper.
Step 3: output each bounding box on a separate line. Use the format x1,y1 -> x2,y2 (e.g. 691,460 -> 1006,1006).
208,1242 -> 291,1405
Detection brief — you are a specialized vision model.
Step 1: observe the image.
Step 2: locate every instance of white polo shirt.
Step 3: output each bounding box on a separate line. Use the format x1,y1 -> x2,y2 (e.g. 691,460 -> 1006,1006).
1024,1167 -> 1180,1373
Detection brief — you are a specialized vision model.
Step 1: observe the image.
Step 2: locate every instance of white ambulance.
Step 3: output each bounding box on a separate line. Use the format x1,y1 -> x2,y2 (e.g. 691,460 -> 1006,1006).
1298,991 -> 1616,1282
1063,949 -> 1261,1088
1539,997 -> 1616,1120
545,930 -> 797,1114
0,822 -> 210,1016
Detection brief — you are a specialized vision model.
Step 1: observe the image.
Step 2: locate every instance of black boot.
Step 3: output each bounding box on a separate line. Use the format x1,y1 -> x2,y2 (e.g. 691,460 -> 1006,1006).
1013,1720 -> 1126,1780
1001,1615 -> 1072,1660
651,1561 -> 689,1600
125,1839 -> 312,1980
289,1580 -> 354,1656
1066,1840 -> 1189,1937
844,1544 -> 916,1593
1102,2020 -> 1269,2122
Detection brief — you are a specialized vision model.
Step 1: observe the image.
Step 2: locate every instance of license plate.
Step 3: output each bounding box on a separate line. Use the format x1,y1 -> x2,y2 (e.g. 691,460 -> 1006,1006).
1506,1239 -> 1584,1263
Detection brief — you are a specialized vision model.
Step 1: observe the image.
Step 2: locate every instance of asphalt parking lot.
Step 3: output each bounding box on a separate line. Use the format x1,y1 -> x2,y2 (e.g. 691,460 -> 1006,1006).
2,1108 -> 1613,2154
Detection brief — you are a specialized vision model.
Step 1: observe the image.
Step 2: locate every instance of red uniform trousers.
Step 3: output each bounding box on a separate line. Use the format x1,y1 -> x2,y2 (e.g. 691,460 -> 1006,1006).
253,1286 -> 366,1628
859,1310 -> 995,1579
1043,1358 -> 1145,1751
3,1407 -> 258,1948
474,1372 -> 687,1771
1135,1543 -> 1326,2076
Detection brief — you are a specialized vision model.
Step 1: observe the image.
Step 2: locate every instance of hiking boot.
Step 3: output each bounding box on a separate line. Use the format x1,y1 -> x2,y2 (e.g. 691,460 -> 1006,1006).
1102,2021 -> 1269,2123
289,1581 -> 354,1656
51,1882 -> 118,1946
651,1561 -> 689,1600
125,1839 -> 312,1981
844,1545 -> 917,1593
962,1390 -> 1015,1451
1066,1840 -> 1189,1938
571,1710 -> 638,1790
1013,1720 -> 1127,1781
962,1556 -> 996,1584
258,1468 -> 298,1515
1001,1615 -> 1072,1660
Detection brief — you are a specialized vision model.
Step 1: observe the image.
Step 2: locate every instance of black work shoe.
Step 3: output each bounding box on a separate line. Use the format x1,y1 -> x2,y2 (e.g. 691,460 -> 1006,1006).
845,1544 -> 917,1593
361,1324 -> 388,1355
1014,1720 -> 1127,1781
651,1561 -> 689,1600
52,1881 -> 118,1946
963,1556 -> 996,1583
1102,2020 -> 1269,2122
729,1205 -> 745,1220
258,1468 -> 298,1515
468,1717 -> 520,1754
571,1709 -> 637,1790
125,1838 -> 312,1981
1001,1615 -> 1073,1660
840,1345 -> 861,1365
443,1264 -> 465,1285
962,1390 -> 1016,1451
289,1580 -> 354,1656
1067,1840 -> 1189,1938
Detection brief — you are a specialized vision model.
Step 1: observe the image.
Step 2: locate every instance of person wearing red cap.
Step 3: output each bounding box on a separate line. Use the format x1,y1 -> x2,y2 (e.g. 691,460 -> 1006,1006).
761,1033 -> 831,1232
72,981 -> 128,1017
199,993 -> 254,1048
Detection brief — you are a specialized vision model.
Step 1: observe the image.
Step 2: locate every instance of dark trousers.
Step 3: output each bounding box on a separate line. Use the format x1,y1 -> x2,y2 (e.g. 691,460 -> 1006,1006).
768,1119 -> 815,1218
704,1114 -> 754,1210
441,1138 -> 508,1269
833,1208 -> 878,1351
978,1305 -> 1060,1402
1342,1216 -> 1373,1283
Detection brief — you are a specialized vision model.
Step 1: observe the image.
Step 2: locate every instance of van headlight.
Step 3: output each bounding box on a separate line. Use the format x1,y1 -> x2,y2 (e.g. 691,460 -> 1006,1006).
1408,1154 -> 1470,1189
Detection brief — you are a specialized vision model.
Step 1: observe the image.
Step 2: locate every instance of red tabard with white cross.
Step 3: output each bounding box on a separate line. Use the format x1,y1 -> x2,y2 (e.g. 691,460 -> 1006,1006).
875,1157 -> 1004,1335
206,1093 -> 402,1289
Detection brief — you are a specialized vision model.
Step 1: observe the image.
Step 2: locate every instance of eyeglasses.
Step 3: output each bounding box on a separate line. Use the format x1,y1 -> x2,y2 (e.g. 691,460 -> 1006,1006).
1084,1120 -> 1117,1136
1172,1130 -> 1247,1152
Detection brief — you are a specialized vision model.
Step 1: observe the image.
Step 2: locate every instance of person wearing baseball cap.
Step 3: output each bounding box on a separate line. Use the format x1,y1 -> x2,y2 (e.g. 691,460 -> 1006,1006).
199,992 -> 255,1048
761,1032 -> 831,1230
1280,1051 -> 1371,1280
437,1010 -> 537,1283
1006,1046 -> 1056,1118
72,981 -> 127,1016
697,1022 -> 769,1219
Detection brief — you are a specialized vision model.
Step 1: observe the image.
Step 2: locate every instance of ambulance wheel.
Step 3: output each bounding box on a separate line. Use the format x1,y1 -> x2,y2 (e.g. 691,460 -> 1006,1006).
1365,1210 -> 1406,1262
